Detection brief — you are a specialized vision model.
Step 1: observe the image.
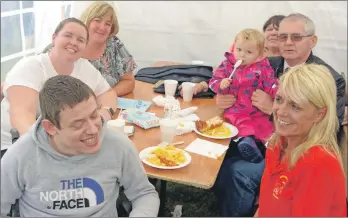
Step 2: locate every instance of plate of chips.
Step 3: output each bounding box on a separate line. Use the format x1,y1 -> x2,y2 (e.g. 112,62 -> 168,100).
139,145 -> 191,169
194,122 -> 238,139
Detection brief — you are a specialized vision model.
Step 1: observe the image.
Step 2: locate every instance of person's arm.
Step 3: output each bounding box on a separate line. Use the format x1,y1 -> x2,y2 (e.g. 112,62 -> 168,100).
120,139 -> 160,217
324,65 -> 346,125
96,89 -> 117,120
1,152 -> 24,217
254,208 -> 259,217
7,86 -> 38,136
3,57 -> 43,135
1,82 -> 4,100
110,37 -> 137,97
112,72 -> 135,96
259,63 -> 278,99
292,164 -> 345,216
343,105 -> 347,126
209,59 -> 235,95
87,60 -> 118,121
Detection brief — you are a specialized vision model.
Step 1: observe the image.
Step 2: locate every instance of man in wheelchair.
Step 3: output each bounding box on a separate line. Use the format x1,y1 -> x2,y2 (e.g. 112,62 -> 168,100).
1,75 -> 160,217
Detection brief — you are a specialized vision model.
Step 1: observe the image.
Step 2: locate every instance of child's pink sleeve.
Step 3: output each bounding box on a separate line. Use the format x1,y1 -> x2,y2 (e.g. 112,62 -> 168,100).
259,62 -> 278,99
209,60 -> 233,95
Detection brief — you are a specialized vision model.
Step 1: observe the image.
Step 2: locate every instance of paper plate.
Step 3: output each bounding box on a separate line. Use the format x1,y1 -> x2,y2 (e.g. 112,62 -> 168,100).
139,146 -> 191,169
194,122 -> 238,139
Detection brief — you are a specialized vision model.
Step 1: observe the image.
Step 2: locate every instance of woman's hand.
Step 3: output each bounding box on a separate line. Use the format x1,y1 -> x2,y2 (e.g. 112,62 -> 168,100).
216,94 -> 236,109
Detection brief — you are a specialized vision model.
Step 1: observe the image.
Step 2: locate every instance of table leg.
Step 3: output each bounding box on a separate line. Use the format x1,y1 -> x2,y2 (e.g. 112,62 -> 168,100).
158,180 -> 167,216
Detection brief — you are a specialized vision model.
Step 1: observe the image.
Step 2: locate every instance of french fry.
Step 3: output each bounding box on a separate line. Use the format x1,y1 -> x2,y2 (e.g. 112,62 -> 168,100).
147,146 -> 186,167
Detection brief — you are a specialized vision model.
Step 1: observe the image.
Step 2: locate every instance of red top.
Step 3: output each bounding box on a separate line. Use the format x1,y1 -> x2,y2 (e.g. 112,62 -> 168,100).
259,140 -> 347,217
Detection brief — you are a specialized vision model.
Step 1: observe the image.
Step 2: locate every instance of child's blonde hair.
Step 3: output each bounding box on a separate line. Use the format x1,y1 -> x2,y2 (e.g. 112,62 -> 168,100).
234,29 -> 265,54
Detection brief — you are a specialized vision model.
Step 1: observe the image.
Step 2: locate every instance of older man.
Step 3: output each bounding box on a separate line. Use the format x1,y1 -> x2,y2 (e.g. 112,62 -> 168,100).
1,75 -> 160,217
252,13 -> 346,131
214,13 -> 347,217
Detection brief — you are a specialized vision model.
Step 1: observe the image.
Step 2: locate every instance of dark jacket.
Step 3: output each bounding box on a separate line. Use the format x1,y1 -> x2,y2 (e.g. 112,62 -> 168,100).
267,52 -> 346,126
135,64 -> 216,98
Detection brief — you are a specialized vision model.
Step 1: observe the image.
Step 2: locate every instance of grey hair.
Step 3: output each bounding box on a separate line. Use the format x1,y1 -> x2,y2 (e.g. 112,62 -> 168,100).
284,13 -> 316,35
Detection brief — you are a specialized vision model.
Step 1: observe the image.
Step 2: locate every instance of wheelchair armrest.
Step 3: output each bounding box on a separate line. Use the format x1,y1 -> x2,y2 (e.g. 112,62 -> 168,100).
10,128 -> 20,144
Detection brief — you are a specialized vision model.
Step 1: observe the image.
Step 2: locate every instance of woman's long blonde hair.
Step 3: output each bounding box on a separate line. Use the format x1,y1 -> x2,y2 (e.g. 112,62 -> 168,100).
268,64 -> 344,173
79,1 -> 119,37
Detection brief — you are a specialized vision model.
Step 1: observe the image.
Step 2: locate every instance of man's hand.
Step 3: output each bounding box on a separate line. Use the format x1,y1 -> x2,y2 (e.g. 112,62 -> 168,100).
216,94 -> 236,109
179,81 -> 208,96
342,106 -> 348,126
251,89 -> 273,115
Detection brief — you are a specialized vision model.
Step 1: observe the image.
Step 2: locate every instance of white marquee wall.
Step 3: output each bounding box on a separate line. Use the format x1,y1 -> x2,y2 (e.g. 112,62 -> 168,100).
72,1 -> 347,75
2,1 -> 347,80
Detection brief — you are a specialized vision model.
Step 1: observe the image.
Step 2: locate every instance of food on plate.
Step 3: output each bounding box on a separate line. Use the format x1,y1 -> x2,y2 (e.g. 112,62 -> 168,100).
195,116 -> 232,137
202,124 -> 232,137
146,145 -> 187,167
195,116 -> 224,132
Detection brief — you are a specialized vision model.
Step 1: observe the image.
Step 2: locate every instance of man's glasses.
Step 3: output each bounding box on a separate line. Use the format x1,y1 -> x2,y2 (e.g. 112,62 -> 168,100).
277,33 -> 313,42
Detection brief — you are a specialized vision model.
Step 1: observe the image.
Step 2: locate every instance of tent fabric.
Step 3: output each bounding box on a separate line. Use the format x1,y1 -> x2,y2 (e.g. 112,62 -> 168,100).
1,1 -> 347,81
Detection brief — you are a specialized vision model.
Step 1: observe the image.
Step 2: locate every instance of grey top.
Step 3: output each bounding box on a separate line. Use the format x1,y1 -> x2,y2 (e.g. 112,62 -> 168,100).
1,117 -> 159,217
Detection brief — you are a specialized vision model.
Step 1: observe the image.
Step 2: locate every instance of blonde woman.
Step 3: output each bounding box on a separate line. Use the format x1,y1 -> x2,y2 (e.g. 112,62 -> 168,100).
257,64 -> 346,216
80,1 -> 136,96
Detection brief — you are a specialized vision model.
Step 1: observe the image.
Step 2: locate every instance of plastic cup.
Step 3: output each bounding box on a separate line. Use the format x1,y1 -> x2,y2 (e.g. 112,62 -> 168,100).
107,119 -> 125,133
159,119 -> 177,143
164,80 -> 178,97
182,82 -> 195,102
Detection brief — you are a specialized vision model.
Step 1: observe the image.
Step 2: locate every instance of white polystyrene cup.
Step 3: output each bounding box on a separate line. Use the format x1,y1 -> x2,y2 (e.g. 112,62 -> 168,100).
159,119 -> 177,143
182,82 -> 196,102
164,80 -> 178,97
107,119 -> 126,133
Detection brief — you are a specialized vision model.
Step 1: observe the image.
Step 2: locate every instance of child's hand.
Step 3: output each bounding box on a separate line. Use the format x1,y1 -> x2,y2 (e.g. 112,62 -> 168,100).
220,78 -> 232,89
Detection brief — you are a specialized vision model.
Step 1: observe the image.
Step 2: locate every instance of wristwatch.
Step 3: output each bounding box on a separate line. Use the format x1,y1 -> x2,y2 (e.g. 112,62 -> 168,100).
100,114 -> 105,125
103,107 -> 115,118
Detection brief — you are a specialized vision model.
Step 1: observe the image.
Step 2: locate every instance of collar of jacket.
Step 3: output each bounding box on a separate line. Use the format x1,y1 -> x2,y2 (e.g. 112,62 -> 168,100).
275,51 -> 314,78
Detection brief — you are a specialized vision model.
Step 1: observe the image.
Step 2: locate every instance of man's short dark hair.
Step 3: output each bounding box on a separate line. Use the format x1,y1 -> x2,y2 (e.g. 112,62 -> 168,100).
39,75 -> 96,129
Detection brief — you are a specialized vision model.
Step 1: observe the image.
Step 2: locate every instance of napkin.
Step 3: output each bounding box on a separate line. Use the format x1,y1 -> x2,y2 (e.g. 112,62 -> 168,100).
172,107 -> 198,118
184,138 -> 229,159
152,95 -> 180,108
173,114 -> 200,135
176,121 -> 195,135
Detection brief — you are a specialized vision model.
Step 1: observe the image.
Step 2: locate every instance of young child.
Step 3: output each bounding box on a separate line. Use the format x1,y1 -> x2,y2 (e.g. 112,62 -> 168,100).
209,28 -> 278,163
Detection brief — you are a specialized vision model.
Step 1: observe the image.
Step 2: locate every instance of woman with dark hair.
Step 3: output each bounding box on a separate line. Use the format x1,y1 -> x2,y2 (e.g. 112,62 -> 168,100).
1,17 -> 116,155
263,15 -> 285,57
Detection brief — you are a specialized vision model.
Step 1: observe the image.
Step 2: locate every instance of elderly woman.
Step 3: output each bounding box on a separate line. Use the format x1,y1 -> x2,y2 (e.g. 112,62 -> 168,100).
79,1 -> 137,96
256,64 -> 346,216
262,15 -> 285,57
1,17 -> 116,156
